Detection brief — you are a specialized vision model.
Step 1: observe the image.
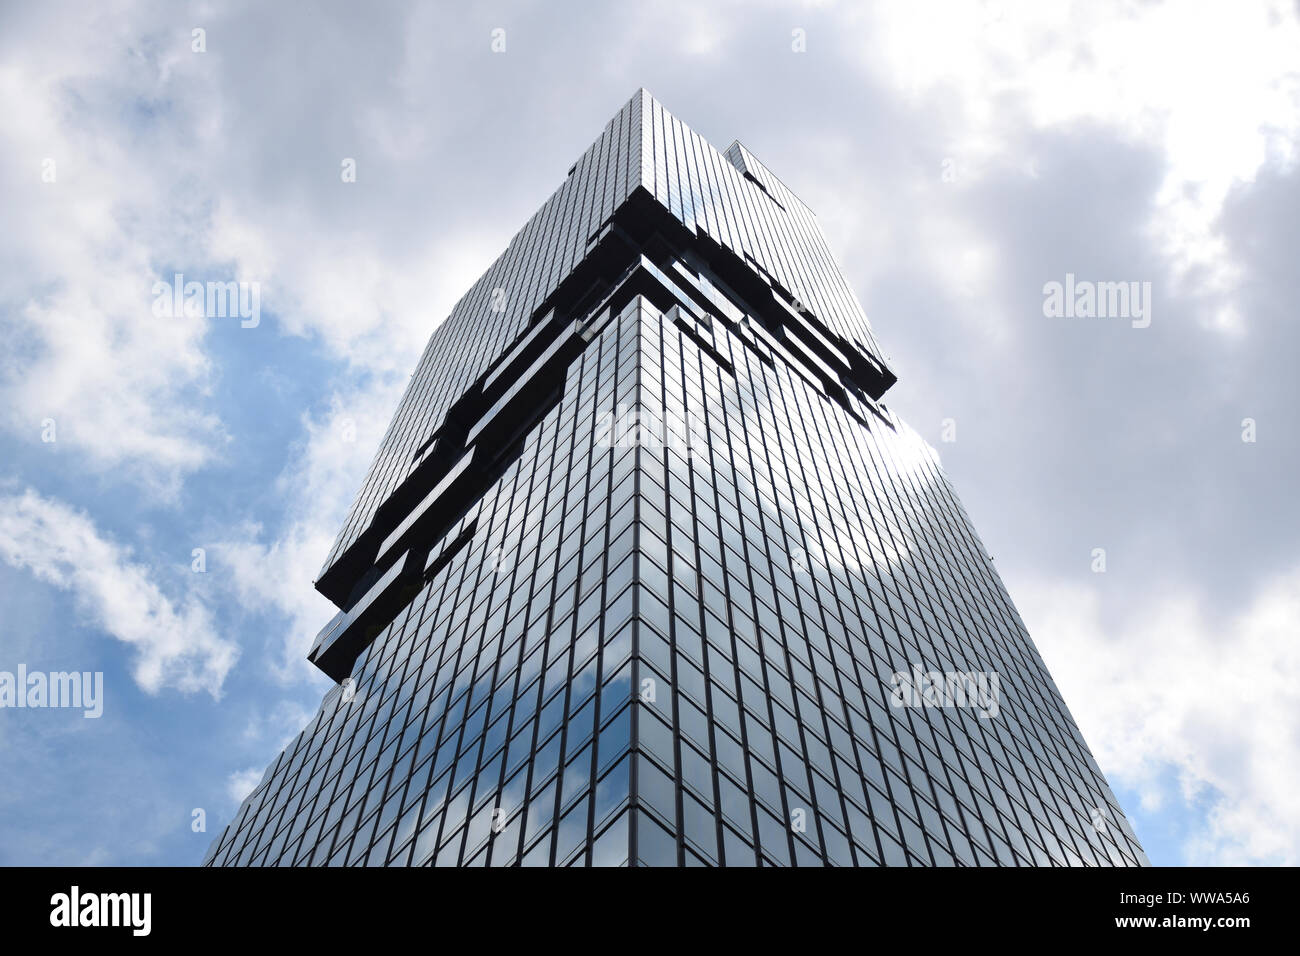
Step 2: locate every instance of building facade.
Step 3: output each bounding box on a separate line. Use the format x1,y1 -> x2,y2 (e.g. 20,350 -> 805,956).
203,91 -> 1146,867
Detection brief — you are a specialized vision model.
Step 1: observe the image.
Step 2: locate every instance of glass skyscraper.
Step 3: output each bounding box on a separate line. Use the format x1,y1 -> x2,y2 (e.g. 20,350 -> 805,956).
204,90 -> 1146,867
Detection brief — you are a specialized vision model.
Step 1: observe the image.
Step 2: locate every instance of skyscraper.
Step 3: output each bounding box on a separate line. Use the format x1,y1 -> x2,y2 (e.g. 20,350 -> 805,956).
204,90 -> 1146,867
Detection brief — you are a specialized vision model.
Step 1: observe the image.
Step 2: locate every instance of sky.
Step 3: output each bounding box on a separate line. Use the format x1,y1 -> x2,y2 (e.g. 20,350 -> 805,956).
0,0 -> 1297,867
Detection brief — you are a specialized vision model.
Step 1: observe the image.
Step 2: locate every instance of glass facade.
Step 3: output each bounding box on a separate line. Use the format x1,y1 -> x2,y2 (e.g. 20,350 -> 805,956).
203,91 -> 1146,867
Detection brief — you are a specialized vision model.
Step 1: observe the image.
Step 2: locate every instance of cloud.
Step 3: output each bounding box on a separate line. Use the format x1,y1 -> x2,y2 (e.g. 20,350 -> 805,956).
0,3 -> 492,496
226,767 -> 264,807
1020,567 -> 1300,865
214,384 -> 405,681
0,489 -> 237,696
241,699 -> 316,749
0,8 -> 233,497
838,0 -> 1300,333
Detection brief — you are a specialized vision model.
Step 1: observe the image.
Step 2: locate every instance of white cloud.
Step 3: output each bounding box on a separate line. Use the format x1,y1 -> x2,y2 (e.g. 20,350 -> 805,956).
1020,568 -> 1300,865
0,24 -> 227,497
226,767 -> 264,807
242,699 -> 317,749
206,201 -> 496,377
214,383 -> 405,681
840,0 -> 1300,333
0,2 -> 492,494
0,489 -> 238,696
